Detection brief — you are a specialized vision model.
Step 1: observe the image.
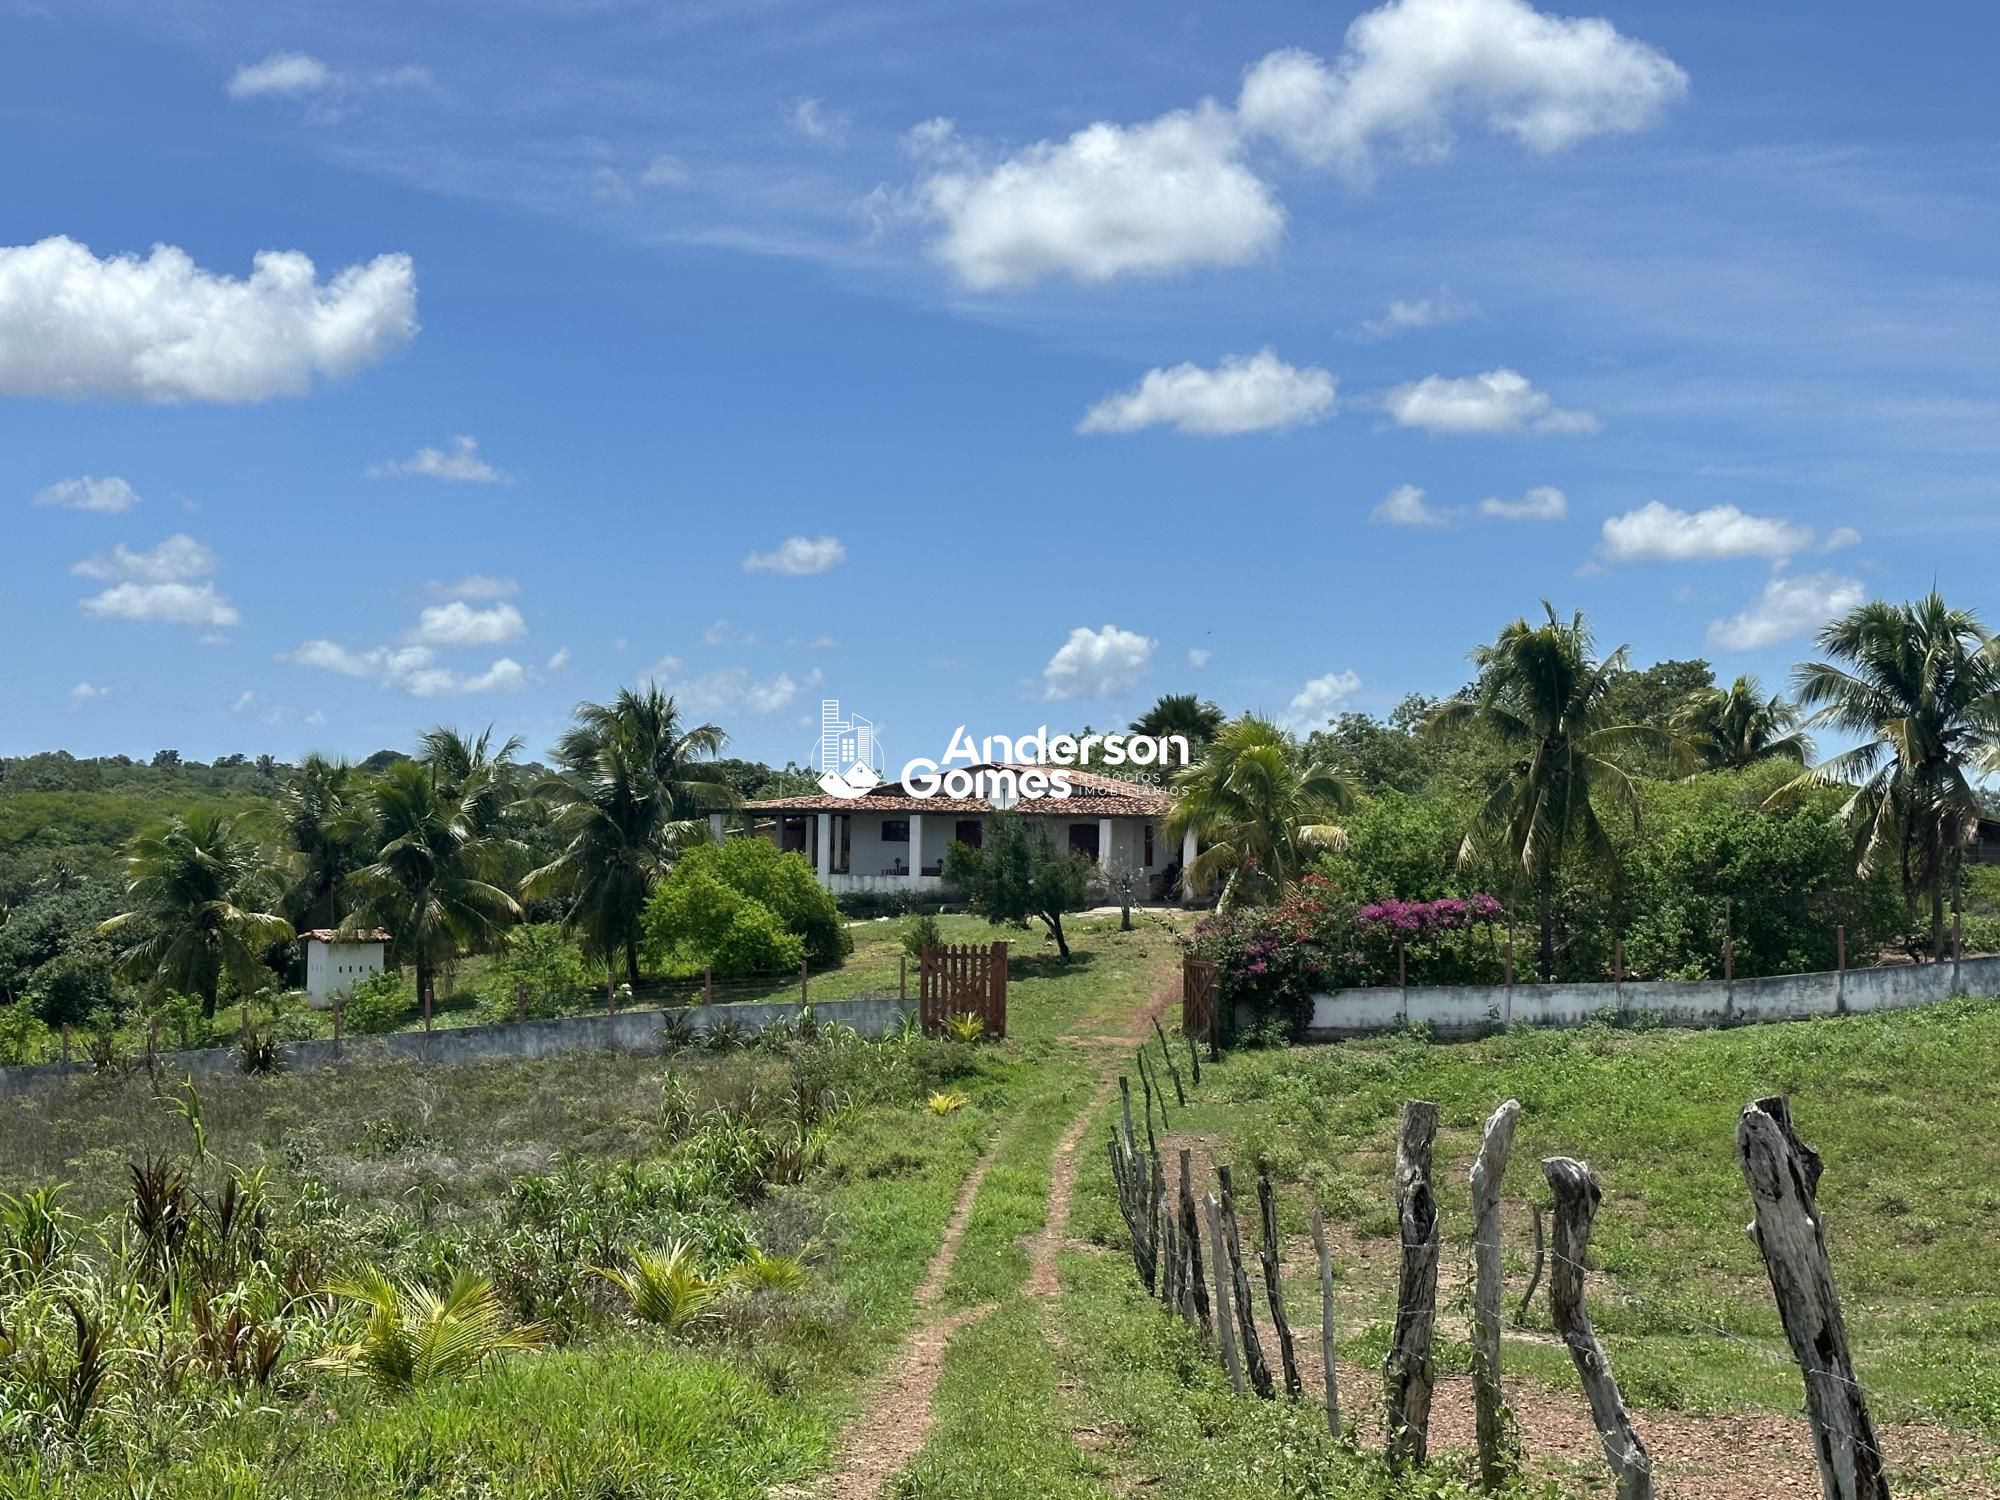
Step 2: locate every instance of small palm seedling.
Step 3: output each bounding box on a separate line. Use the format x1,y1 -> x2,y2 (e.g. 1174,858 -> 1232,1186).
595,1241 -> 719,1335
314,1268 -> 547,1393
728,1245 -> 810,1295
926,1091 -> 968,1116
942,1012 -> 985,1044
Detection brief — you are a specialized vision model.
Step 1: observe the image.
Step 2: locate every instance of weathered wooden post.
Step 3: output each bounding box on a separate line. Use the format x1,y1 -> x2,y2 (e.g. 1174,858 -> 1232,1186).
1178,1150 -> 1211,1335
514,981 -> 528,1023
1154,1016 -> 1187,1106
897,952 -> 906,1002
60,1023 -> 72,1064
1543,1157 -> 1651,1500
1384,1100 -> 1441,1470
1256,1170 -> 1302,1398
1308,1206 -> 1341,1437
240,1002 -> 251,1043
1217,1166 -> 1274,1398
1737,1098 -> 1889,1500
800,959 -> 809,1007
423,982 -> 433,1034
331,999 -> 342,1051
1204,1192 -> 1246,1394
1516,1204 -> 1545,1327
1471,1099 -> 1522,1490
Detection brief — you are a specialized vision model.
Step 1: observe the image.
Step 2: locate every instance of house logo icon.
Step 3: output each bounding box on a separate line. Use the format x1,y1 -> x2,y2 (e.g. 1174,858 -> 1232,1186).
814,699 -> 884,800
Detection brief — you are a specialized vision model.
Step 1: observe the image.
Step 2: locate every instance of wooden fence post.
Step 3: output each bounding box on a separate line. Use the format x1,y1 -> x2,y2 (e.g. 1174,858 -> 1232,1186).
1737,1098 -> 1889,1500
1178,1150 -> 1211,1336
514,982 -> 528,1023
240,1003 -> 251,1043
1471,1099 -> 1522,1491
1308,1206 -> 1341,1437
800,959 -> 809,1007
331,1000 -> 342,1050
61,1023 -> 71,1063
898,952 -> 906,1002
1543,1157 -> 1651,1500
1384,1100 -> 1441,1470
1217,1166 -> 1274,1399
423,983 -> 433,1034
1154,1016 -> 1187,1106
1515,1204 -> 1545,1327
1204,1192 -> 1246,1395
1256,1170 -> 1302,1398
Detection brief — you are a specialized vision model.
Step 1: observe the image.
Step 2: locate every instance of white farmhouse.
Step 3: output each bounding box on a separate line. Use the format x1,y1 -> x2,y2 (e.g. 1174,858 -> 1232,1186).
301,928 -> 390,1007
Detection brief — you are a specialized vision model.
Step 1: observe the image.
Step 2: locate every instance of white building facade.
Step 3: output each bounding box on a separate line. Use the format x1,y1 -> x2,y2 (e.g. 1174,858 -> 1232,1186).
301,929 -> 390,1007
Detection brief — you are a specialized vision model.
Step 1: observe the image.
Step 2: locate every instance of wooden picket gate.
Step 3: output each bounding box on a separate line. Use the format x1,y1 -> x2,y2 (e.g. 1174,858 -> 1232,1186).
919,942 -> 1009,1038
1182,953 -> 1219,1055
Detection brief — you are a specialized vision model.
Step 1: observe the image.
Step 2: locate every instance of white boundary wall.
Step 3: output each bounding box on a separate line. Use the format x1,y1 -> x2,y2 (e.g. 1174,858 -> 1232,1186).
1304,954 -> 2000,1041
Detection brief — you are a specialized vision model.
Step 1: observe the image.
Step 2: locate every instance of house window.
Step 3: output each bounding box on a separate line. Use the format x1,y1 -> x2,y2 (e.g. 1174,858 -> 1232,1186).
779,816 -> 808,853
1068,823 -> 1100,862
1144,824 -> 1154,866
954,819 -> 983,850
881,819 -> 910,843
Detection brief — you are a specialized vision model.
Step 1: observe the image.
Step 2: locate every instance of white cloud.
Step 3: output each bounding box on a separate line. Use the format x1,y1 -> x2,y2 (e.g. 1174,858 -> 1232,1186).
546,646 -> 571,672
283,639 -> 527,697
789,98 -> 849,145
911,106 -> 1284,290
1478,484 -> 1567,521
1358,289 -> 1473,339
33,475 -> 141,512
1188,648 -> 1212,668
645,657 -> 800,716
413,600 -> 525,647
367,435 -> 508,483
0,237 -> 417,402
743,535 -> 846,575
699,618 -> 761,647
640,153 -> 691,188
81,582 -> 239,629
1236,0 -> 1687,183
226,52 -> 333,99
1282,670 -> 1362,731
1599,501 -> 1816,564
1372,483 -> 1448,526
1079,349 -> 1335,436
429,573 -> 518,599
1382,368 -> 1597,436
1042,624 -> 1155,700
68,682 -> 108,707
1823,526 -> 1862,551
1707,572 -> 1866,651
72,533 -> 217,583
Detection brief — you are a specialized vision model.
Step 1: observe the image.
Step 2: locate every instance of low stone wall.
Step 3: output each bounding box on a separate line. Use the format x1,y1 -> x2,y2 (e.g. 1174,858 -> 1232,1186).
0,994 -> 911,1098
1301,953 -> 2000,1040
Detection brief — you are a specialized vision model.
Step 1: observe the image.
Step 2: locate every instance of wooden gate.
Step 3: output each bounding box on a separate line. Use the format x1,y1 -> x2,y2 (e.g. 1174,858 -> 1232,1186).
919,942 -> 1008,1038
1182,953 -> 1219,1056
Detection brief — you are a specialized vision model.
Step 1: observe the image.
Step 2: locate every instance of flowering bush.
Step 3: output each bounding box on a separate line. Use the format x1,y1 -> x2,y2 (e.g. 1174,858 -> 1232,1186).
1188,878 -> 1508,1036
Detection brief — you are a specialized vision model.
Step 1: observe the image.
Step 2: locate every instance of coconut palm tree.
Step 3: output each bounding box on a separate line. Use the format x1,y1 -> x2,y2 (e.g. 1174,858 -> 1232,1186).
276,753 -> 368,929
99,810 -> 293,1018
1768,593 -> 2000,960
522,686 -> 735,985
1130,693 -> 1226,786
1165,714 -> 1354,908
1672,676 -> 1812,770
1431,604 -> 1685,980
345,760 -> 522,1008
417,725 -> 524,838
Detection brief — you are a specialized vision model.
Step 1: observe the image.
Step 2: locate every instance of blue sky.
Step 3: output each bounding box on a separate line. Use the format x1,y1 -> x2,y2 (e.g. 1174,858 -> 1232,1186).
4,0 -> 1997,770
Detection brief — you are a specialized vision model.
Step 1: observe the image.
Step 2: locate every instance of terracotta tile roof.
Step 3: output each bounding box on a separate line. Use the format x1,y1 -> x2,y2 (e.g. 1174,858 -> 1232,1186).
299,928 -> 392,944
745,762 -> 1174,818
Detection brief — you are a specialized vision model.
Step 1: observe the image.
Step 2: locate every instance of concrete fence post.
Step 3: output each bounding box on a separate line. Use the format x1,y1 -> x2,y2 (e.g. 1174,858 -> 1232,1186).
61,1024 -> 71,1064
1836,925 -> 1847,1013
800,960 -> 810,1007
1504,929 -> 1515,1025
331,1000 -> 342,1052
898,952 -> 906,1001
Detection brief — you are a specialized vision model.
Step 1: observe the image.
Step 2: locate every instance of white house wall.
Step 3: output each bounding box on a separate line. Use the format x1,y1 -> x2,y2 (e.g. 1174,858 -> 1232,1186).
304,940 -> 386,1006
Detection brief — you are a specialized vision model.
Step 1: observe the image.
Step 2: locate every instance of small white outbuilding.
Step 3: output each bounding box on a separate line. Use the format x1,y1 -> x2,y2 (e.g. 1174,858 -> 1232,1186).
301,928 -> 390,1007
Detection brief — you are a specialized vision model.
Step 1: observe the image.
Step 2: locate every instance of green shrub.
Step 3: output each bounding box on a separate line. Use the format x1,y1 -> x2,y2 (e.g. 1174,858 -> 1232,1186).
643,868 -> 805,979
661,841 -> 851,968
901,912 -> 944,960
487,922 -> 594,1019
0,1000 -> 51,1065
340,970 -> 415,1035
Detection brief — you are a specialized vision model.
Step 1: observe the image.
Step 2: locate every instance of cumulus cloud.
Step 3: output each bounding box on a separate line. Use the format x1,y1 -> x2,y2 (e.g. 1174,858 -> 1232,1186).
1381,367 -> 1597,436
412,600 -> 525,647
1236,0 -> 1687,182
82,582 -> 239,629
0,237 -> 417,402
1078,349 -> 1335,436
1282,670 -> 1362,731
743,535 -> 846,575
367,435 -> 507,482
1042,624 -> 1156,700
68,682 -> 108,707
546,646 -> 571,672
1372,483 -> 1448,526
226,52 -> 334,99
284,639 -> 527,697
905,0 -> 1681,290
910,106 -> 1284,290
1599,501 -> 1816,564
1478,484 -> 1567,521
72,534 -> 217,583
429,573 -> 518,599
1358,289 -> 1473,339
33,475 -> 141,512
1707,573 -> 1866,651
789,98 -> 849,145
1188,648 -> 1212,668
645,658 -> 801,716
640,153 -> 692,188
